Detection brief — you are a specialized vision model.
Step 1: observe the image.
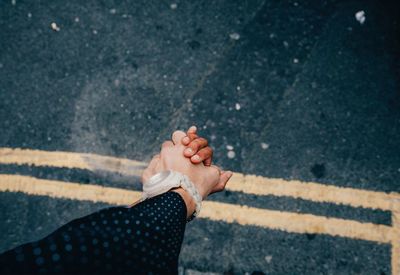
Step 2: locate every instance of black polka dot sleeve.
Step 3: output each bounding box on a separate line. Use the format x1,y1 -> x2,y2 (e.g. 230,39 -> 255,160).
0,191 -> 188,274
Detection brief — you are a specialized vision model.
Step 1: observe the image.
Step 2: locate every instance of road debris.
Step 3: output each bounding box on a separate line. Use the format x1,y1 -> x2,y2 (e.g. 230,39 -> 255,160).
227,150 -> 236,159
50,22 -> 60,32
229,32 -> 240,40
261,143 -> 269,150
355,10 -> 366,25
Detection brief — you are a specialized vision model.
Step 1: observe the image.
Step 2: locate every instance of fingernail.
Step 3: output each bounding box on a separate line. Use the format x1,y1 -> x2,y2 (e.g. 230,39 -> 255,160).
192,155 -> 201,161
182,137 -> 189,144
185,148 -> 193,154
227,171 -> 233,177
189,125 -> 197,132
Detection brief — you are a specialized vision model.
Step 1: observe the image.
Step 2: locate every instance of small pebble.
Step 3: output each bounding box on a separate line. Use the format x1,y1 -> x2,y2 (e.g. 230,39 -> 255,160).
50,22 -> 60,32
229,33 -> 240,40
293,58 -> 299,63
355,10 -> 366,25
93,30 -> 98,35
235,103 -> 241,110
283,41 -> 289,48
74,17 -> 80,22
260,143 -> 269,150
27,12 -> 32,18
170,3 -> 177,10
265,255 -> 273,263
11,0 -> 16,5
109,8 -> 117,14
227,151 -> 236,159
226,145 -> 234,150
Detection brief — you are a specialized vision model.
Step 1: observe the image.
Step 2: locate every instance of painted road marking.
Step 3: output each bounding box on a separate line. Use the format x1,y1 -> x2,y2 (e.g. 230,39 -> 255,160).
0,148 -> 399,273
1,148 -> 399,211
0,148 -> 146,177
0,174 -> 394,244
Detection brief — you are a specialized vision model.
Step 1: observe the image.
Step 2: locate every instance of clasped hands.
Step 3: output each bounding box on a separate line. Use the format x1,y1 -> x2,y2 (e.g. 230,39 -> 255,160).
141,126 -> 233,217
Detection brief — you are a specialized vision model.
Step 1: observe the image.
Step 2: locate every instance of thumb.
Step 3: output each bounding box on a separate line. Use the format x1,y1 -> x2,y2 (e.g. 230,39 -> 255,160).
211,170 -> 233,193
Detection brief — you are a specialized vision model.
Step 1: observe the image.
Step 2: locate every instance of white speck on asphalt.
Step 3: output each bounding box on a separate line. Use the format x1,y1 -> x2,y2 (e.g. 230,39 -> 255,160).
229,32 -> 240,40
226,145 -> 234,150
27,12 -> 32,18
293,58 -> 299,63
261,143 -> 269,150
265,255 -> 273,263
235,103 -> 241,110
11,0 -> 16,5
50,22 -> 60,32
283,41 -> 289,48
93,30 -> 98,35
74,17 -> 79,22
227,150 -> 236,159
170,3 -> 178,10
109,8 -> 117,14
355,10 -> 366,25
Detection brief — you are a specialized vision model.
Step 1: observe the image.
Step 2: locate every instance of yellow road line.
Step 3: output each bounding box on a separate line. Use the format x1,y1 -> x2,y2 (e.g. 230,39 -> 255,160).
392,206 -> 400,275
203,201 -> 393,244
0,174 -> 394,245
0,174 -> 142,205
1,148 -> 399,212
0,148 -> 146,177
228,174 -> 400,211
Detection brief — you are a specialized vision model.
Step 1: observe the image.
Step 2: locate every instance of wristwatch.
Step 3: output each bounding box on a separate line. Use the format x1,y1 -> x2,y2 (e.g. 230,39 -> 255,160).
142,170 -> 202,220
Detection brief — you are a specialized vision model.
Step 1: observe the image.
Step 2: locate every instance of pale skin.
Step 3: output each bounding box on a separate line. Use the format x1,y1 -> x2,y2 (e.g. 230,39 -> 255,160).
141,126 -> 233,218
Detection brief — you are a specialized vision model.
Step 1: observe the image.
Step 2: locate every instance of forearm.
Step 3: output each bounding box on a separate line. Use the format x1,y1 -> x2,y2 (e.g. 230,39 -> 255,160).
0,192 -> 188,274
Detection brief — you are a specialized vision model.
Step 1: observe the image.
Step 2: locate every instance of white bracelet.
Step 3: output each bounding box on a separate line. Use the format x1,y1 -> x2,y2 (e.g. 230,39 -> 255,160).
142,170 -> 202,217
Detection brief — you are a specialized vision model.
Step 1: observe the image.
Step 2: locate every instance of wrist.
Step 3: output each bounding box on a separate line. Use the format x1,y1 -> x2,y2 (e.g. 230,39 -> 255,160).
171,187 -> 196,219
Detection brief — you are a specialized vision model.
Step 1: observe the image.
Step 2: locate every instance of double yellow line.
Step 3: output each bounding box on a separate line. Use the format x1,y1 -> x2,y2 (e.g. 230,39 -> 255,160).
0,148 -> 399,273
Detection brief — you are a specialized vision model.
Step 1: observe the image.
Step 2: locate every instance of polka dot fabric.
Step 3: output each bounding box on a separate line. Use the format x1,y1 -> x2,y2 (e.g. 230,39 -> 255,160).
0,192 -> 187,274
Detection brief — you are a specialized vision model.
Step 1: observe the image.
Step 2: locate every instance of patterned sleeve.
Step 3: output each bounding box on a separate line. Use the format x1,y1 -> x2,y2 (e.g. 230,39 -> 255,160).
0,191 -> 188,274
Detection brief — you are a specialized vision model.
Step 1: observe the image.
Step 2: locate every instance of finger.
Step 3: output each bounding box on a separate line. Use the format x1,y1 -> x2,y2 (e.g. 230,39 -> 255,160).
182,126 -> 198,145
184,137 -> 208,157
188,125 -> 197,134
161,140 -> 174,149
141,155 -> 160,183
147,154 -> 160,170
190,147 -> 213,165
211,170 -> 233,193
171,130 -> 186,145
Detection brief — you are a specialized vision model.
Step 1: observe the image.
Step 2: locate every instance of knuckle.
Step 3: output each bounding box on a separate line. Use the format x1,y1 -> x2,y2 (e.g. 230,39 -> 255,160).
161,141 -> 171,147
198,137 -> 208,146
172,130 -> 185,138
198,147 -> 212,157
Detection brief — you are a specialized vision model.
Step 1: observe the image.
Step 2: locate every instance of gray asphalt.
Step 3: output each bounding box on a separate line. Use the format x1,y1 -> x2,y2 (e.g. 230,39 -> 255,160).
0,0 -> 399,274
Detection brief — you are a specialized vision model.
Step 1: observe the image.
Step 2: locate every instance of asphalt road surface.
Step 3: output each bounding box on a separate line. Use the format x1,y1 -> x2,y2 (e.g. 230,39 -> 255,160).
1,0 -> 399,274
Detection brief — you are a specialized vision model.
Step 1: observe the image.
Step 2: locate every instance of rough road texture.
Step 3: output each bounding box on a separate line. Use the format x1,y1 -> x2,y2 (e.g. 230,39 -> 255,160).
1,0 -> 399,274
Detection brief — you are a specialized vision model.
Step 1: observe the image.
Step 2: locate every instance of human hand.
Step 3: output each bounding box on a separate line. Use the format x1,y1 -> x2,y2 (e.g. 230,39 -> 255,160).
142,130 -> 232,200
182,126 -> 213,166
